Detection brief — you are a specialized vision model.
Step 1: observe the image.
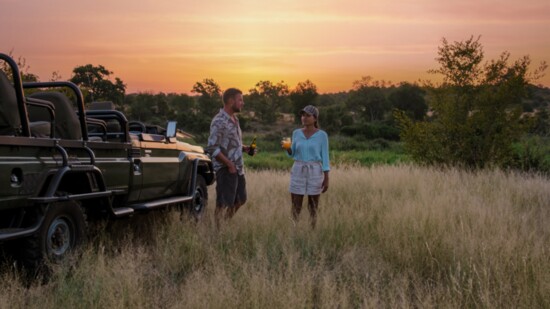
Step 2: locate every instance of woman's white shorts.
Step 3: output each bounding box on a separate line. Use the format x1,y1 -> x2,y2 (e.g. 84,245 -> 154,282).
289,161 -> 324,195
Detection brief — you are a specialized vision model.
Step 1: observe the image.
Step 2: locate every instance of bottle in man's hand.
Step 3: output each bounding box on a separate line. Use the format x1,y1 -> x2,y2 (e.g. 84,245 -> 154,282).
248,137 -> 257,156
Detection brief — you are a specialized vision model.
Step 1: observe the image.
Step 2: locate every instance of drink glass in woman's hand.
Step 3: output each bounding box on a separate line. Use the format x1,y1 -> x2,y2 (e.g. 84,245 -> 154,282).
281,137 -> 291,150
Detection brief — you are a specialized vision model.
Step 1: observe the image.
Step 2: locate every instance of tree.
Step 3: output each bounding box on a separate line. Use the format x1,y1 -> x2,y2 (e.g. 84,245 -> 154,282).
530,107 -> 550,137
191,78 -> 222,117
70,64 -> 126,108
0,51 -> 39,82
170,93 -> 199,133
123,92 -> 207,134
247,80 -> 289,124
396,36 -> 548,168
290,80 -> 318,123
189,78 -> 222,134
50,71 -> 63,82
389,82 -> 428,121
319,105 -> 352,134
346,76 -> 390,122
125,93 -> 156,123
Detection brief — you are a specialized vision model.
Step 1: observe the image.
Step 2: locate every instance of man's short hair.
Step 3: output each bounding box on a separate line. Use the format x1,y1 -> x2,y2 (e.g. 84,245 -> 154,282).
223,88 -> 242,104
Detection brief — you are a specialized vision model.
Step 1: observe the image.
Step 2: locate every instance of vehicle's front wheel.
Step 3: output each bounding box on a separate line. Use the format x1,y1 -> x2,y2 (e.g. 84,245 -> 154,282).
21,200 -> 86,269
185,175 -> 208,221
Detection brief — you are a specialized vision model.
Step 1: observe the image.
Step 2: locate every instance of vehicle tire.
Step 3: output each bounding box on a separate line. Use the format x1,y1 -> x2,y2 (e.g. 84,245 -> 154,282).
185,175 -> 208,221
21,200 -> 86,269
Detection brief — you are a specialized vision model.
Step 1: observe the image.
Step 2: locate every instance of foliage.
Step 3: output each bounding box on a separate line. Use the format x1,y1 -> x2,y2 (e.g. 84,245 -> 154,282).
247,80 -> 290,124
5,52 -> 550,165
70,64 -> 126,108
524,84 -> 550,112
123,92 -> 214,140
388,82 -> 427,120
396,36 -> 548,169
340,121 -> 400,141
170,93 -> 201,133
318,104 -> 353,134
510,136 -> 550,173
289,80 -> 319,124
0,51 -> 39,82
346,76 -> 392,122
528,107 -> 550,137
124,93 -> 157,123
187,78 -> 223,134
191,78 -> 222,118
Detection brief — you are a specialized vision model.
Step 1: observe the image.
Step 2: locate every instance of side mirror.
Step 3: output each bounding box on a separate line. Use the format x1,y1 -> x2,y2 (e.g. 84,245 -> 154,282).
166,121 -> 177,142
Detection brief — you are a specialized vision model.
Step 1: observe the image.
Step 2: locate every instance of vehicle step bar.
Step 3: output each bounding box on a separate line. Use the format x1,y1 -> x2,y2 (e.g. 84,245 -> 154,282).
0,220 -> 44,241
29,189 -> 125,203
112,207 -> 134,217
129,195 -> 194,211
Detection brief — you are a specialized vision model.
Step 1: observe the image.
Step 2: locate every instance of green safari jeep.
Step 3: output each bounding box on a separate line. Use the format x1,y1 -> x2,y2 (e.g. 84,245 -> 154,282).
0,53 -> 214,267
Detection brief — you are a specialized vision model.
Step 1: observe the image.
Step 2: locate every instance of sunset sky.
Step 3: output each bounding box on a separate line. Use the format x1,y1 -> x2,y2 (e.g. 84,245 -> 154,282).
2,0 -> 549,94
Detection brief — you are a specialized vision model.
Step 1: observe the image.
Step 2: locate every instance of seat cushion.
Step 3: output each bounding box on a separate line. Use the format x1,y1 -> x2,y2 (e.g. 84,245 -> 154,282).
29,92 -> 82,140
29,121 -> 51,138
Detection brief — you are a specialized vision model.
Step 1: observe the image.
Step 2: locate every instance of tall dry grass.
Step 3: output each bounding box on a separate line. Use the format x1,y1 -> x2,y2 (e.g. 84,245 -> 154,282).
1,165 -> 549,308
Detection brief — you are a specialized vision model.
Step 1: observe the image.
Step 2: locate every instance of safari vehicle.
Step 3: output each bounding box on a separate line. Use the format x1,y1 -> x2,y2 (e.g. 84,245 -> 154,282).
0,53 -> 214,267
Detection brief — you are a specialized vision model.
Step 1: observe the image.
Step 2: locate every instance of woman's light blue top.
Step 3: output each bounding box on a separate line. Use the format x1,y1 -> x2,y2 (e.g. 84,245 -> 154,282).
289,129 -> 330,172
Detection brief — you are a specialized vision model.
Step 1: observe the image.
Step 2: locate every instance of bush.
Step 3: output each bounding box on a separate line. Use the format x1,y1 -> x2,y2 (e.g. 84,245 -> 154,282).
396,36 -> 546,170
509,136 -> 550,173
373,124 -> 400,141
340,122 -> 400,141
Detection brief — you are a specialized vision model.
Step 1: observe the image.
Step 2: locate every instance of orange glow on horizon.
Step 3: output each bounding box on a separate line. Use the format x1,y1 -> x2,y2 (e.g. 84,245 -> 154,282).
1,0 -> 549,94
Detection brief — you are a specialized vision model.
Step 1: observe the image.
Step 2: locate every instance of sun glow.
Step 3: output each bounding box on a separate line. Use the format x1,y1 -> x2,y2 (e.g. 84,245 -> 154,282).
1,0 -> 549,93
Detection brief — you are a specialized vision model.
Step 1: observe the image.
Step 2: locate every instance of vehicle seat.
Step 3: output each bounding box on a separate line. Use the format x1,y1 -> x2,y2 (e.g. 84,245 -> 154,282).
29,92 -> 82,140
88,101 -> 121,138
89,101 -> 116,111
0,71 -> 21,135
26,97 -> 54,138
28,121 -> 51,138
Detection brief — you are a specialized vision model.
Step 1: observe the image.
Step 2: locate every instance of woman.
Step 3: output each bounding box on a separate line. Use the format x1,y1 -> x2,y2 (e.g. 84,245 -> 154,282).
283,105 -> 330,228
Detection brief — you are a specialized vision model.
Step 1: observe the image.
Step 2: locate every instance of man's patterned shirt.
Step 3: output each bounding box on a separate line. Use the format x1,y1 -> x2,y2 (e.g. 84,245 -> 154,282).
207,108 -> 244,175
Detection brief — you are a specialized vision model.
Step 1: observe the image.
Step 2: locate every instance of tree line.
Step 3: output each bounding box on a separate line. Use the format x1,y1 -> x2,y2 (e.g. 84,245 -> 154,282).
2,36 -> 549,171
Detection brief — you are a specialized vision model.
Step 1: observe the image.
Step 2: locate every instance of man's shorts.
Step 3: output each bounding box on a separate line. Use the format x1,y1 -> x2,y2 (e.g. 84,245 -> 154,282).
289,161 -> 324,196
216,167 -> 247,207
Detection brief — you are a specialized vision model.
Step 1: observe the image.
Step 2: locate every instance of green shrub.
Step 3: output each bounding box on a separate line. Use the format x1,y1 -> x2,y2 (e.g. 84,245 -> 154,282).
510,136 -> 550,173
396,36 -> 546,170
341,122 -> 400,141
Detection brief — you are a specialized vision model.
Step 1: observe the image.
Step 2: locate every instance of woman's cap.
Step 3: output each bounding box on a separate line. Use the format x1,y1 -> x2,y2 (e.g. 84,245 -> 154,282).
300,105 -> 319,118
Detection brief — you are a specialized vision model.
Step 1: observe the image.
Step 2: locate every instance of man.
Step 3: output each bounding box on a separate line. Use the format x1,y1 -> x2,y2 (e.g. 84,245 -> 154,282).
207,88 -> 253,228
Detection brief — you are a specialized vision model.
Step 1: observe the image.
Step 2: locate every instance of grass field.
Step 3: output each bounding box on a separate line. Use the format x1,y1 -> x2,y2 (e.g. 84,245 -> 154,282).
1,165 -> 549,308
